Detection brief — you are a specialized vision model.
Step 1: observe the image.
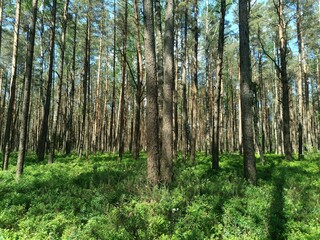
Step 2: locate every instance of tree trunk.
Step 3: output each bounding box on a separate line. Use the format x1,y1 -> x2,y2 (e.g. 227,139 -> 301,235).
278,0 -> 292,160
66,15 -> 77,155
78,0 -> 91,160
50,0 -> 70,161
296,0 -> 304,159
190,0 -> 198,163
118,0 -> 128,160
144,0 -> 160,186
133,0 -> 143,160
155,0 -> 163,154
212,0 -> 226,170
181,6 -> 189,162
37,0 -> 57,162
16,0 -> 39,177
109,0 -> 117,152
239,0 -> 257,184
161,0 -> 174,184
2,0 -> 21,170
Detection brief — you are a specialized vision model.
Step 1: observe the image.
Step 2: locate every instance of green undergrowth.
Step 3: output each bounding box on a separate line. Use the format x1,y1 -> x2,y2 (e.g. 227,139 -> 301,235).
0,151 -> 319,239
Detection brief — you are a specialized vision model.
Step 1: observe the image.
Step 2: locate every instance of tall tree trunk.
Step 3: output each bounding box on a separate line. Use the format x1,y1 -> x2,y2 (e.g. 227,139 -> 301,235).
0,0 -> 3,147
16,0 -> 39,177
278,0 -> 292,160
133,0 -> 143,160
212,0 -> 226,170
2,0 -> 21,170
144,0 -> 160,185
118,0 -> 128,160
66,15 -> 77,155
155,0 -> 163,153
109,0 -> 117,152
296,0 -> 304,159
161,0 -> 174,184
79,0 -> 91,160
93,6 -> 105,153
181,6 -> 189,162
37,0 -> 57,162
190,0 -> 198,163
239,0 -> 256,184
317,54 -> 320,149
50,0 -> 70,161
255,51 -> 265,163
238,65 -> 242,154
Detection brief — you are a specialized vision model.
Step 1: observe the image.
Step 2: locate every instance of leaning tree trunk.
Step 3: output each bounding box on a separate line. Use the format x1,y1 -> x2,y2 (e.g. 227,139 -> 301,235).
239,0 -> 257,184
144,0 -> 160,186
2,0 -> 21,170
16,0 -> 39,177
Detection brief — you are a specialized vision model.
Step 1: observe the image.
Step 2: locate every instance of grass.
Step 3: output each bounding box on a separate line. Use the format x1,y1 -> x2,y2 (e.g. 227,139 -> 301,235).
0,152 -> 319,239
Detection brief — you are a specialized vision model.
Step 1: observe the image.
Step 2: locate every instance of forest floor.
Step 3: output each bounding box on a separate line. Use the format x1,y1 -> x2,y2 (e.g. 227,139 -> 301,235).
0,152 -> 319,239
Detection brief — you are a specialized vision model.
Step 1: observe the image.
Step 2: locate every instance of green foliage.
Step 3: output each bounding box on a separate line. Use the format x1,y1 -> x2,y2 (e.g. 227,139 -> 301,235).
0,152 -> 319,239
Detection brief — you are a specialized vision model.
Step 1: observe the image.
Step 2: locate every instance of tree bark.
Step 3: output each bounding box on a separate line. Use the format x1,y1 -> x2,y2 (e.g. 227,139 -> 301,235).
16,0 -> 39,177
37,0 -> 57,162
239,0 -> 257,184
296,0 -> 304,159
133,0 -> 143,160
161,0 -> 174,184
190,0 -> 198,163
181,5 -> 189,162
50,0 -> 70,161
277,0 -> 292,160
2,0 -> 21,170
212,0 -> 226,170
118,0 -> 128,160
109,0 -> 117,152
66,15 -> 77,155
144,0 -> 160,185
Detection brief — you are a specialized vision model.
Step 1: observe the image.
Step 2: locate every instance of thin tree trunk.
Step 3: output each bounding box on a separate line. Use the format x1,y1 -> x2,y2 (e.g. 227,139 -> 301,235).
239,0 -> 257,184
16,0 -> 39,177
66,15 -> 77,155
93,7 -> 105,153
190,0 -> 198,163
181,6 -> 189,162
278,0 -> 292,160
2,0 -> 21,170
109,0 -> 117,152
37,0 -> 57,162
118,0 -> 128,160
144,0 -> 160,185
50,0 -> 70,161
296,0 -> 304,159
212,0 -> 226,170
133,0 -> 143,160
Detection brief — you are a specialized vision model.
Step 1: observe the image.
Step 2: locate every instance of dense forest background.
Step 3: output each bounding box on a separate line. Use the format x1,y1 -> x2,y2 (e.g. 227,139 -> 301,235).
0,0 -> 320,238
1,0 -> 319,178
